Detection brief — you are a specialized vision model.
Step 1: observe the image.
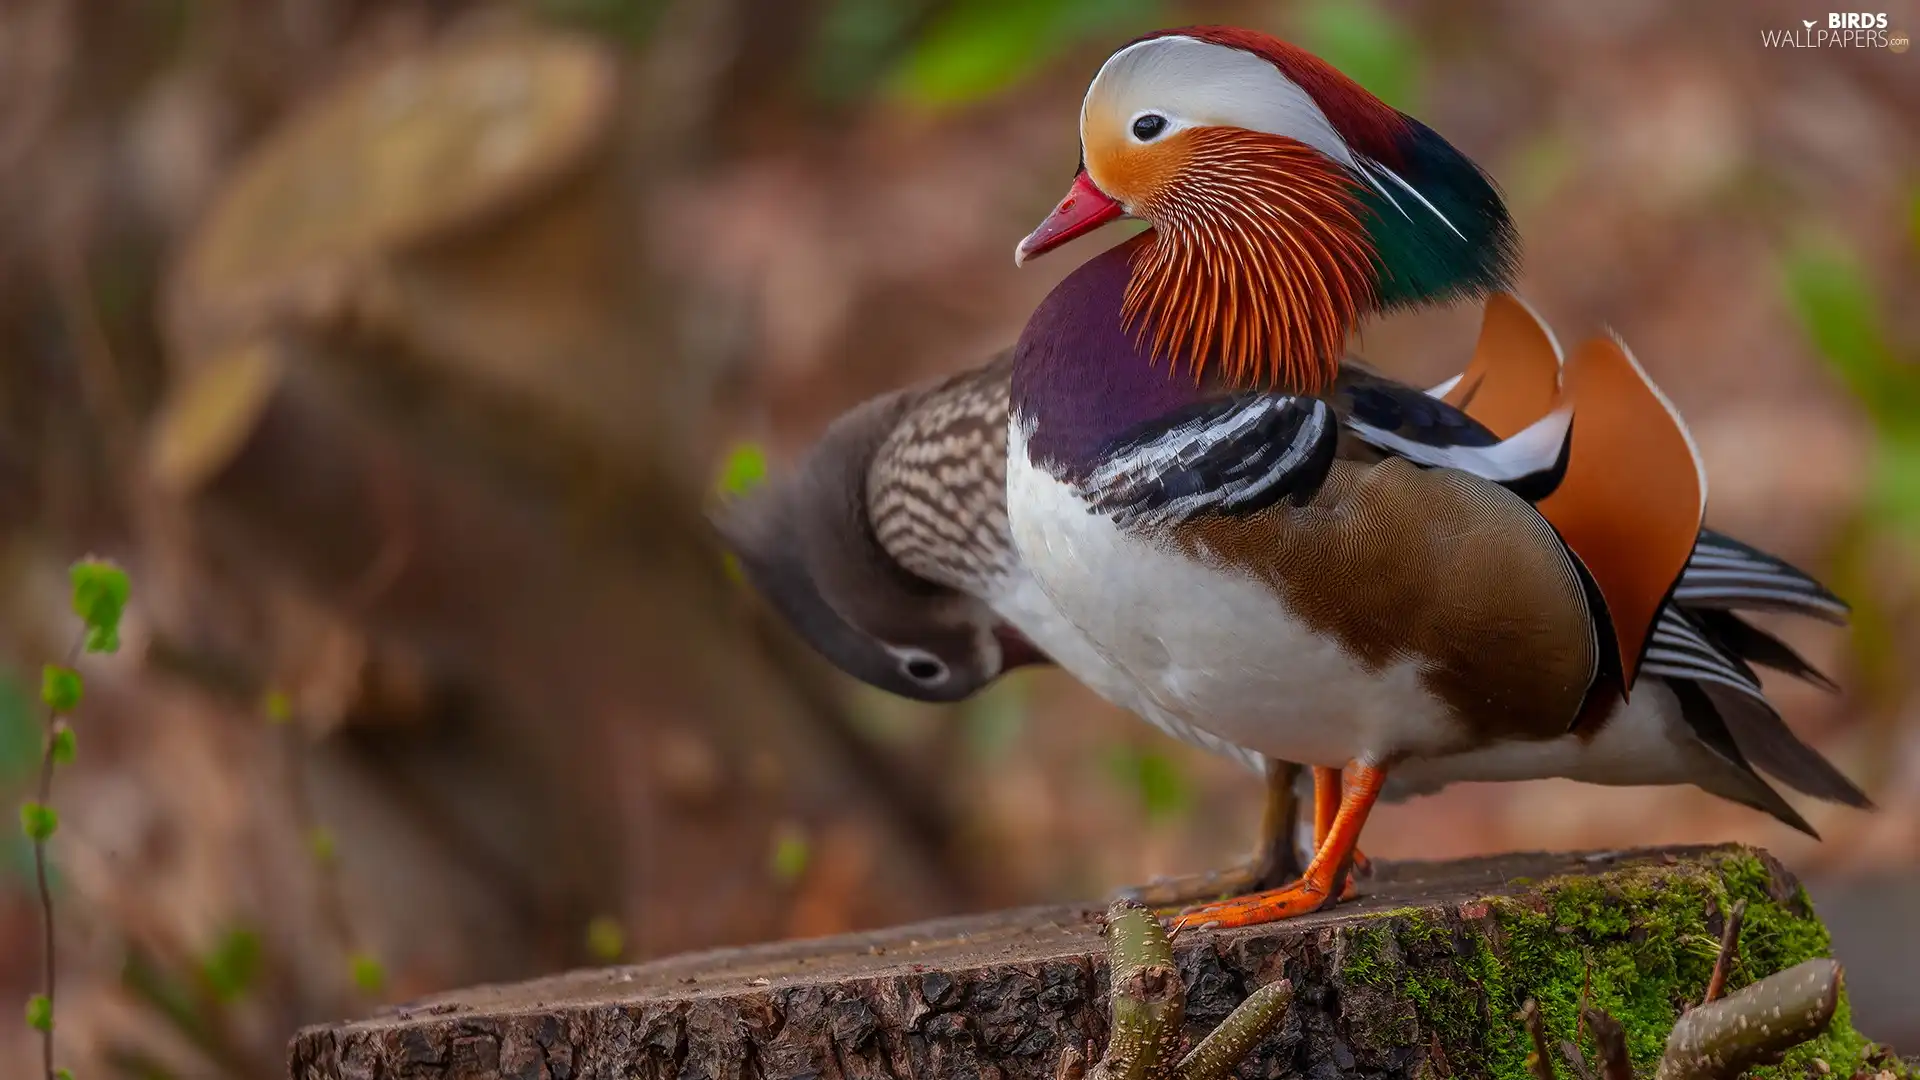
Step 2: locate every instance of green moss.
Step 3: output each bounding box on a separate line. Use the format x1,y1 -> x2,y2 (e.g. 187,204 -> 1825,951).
1343,848 -> 1886,1080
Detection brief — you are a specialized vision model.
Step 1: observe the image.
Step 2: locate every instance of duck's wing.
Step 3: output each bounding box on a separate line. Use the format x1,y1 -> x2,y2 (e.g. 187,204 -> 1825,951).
1076,393 -> 1341,528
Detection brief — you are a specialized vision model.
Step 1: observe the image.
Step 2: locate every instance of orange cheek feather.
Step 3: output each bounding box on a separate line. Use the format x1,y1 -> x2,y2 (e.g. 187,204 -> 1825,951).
1104,127 -> 1377,395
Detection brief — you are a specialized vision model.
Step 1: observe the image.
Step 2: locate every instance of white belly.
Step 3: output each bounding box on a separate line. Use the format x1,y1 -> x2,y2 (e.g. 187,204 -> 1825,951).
1005,421 -> 1460,769
985,569 -> 1266,774
1388,680 -> 1729,795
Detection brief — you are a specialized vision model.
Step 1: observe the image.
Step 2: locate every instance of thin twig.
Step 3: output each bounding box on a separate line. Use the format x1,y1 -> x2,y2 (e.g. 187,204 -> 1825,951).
1701,899 -> 1747,1005
1520,1001 -> 1556,1080
31,630 -> 86,1080
274,701 -> 372,1000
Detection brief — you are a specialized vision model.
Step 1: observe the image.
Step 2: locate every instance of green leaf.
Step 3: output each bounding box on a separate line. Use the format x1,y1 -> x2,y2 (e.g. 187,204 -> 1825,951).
715,443 -> 769,497
69,558 -> 130,655
49,725 -> 75,766
807,0 -> 932,104
887,0 -> 1159,109
1780,238 -> 1915,430
1102,745 -> 1193,823
586,915 -> 625,962
202,928 -> 263,1002
769,820 -> 811,883
55,1069 -> 73,1080
20,801 -> 58,842
262,690 -> 293,726
1293,0 -> 1422,110
41,665 -> 82,713
25,992 -> 52,1032
348,952 -> 387,995
1871,429 -> 1920,534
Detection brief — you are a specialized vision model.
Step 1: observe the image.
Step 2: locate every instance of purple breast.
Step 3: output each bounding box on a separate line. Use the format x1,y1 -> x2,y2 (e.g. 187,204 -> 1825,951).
1011,233 -> 1208,480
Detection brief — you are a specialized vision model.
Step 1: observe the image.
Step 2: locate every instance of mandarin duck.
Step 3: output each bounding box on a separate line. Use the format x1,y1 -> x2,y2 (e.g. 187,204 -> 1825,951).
1005,26 -> 1868,927
718,355 -> 1310,896
719,305 -> 1857,910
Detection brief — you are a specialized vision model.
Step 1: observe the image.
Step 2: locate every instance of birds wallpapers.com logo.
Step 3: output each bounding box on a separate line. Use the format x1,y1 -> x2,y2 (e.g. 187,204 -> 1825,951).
1762,12 -> 1910,49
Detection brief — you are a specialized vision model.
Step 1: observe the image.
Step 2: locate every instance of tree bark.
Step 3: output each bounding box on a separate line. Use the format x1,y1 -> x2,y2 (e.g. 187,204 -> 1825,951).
286,844 -> 1860,1080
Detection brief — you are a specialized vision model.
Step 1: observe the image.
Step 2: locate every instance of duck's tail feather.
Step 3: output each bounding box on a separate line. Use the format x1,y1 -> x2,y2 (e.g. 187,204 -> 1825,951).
1677,530 -> 1850,624
1668,679 -> 1820,837
1699,680 -> 1871,809
1691,608 -> 1840,692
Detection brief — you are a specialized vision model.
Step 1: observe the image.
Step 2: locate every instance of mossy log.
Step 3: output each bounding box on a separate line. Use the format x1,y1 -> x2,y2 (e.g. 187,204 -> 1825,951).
288,845 -> 1880,1080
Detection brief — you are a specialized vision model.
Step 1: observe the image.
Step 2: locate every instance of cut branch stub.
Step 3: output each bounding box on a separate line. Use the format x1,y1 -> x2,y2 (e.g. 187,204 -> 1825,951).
1090,899 -> 1187,1080
1654,958 -> 1842,1080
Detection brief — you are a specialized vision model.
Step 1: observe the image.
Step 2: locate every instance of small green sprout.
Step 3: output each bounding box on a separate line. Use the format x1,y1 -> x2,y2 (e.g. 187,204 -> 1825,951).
203,928 -> 263,1002
40,667 -> 81,713
716,442 -> 769,497
262,690 -> 293,725
349,952 -> 387,995
20,802 -> 58,842
308,826 -> 338,866
69,558 -> 130,655
49,725 -> 75,766
770,821 -> 811,883
25,992 -> 52,1032
586,915 -> 625,962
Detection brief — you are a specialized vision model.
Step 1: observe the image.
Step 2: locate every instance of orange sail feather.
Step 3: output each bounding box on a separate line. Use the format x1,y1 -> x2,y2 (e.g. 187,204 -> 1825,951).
1448,297 -> 1707,691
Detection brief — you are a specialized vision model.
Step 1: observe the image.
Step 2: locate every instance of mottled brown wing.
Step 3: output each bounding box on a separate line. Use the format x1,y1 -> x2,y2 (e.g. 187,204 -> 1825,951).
1537,337 -> 1706,690
866,353 -> 1017,595
1442,292 -> 1565,437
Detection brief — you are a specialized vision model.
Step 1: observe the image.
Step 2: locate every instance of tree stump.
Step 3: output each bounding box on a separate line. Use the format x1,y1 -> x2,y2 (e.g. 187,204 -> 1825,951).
287,845 -> 1877,1080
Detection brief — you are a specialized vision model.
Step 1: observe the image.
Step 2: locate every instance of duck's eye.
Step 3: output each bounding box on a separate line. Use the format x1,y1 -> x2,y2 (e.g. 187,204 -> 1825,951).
1131,113 -> 1168,141
896,650 -> 950,686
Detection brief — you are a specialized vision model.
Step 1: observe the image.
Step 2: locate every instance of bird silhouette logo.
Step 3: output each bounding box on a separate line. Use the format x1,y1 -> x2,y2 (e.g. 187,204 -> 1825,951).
1803,18 -> 1818,27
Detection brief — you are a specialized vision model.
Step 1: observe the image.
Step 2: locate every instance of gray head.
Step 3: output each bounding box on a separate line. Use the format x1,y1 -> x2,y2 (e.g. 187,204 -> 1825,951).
715,367 -> 1042,703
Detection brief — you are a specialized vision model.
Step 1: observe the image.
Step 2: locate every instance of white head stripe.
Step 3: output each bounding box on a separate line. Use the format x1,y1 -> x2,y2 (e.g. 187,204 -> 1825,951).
1084,35 -> 1359,171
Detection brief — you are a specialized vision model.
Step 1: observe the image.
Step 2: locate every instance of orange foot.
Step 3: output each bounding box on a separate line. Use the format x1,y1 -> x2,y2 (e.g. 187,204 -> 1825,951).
1173,878 -> 1336,930
1176,761 -> 1389,930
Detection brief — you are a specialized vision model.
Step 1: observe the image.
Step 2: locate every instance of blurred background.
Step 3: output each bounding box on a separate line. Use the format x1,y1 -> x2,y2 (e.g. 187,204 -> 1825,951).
1,0 -> 1916,1074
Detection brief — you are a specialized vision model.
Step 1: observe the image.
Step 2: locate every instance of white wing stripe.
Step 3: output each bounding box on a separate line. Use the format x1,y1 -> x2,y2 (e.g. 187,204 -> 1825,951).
1346,405 -> 1571,483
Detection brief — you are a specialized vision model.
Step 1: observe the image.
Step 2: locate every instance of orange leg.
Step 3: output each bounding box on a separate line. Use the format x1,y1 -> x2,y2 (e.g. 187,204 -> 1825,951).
1313,765 -> 1373,886
1175,762 -> 1388,930
1311,766 -> 1342,847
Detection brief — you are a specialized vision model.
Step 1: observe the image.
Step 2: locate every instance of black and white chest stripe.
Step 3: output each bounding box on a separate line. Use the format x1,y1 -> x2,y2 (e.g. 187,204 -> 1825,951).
1076,394 -> 1338,528
1073,384 -> 1570,528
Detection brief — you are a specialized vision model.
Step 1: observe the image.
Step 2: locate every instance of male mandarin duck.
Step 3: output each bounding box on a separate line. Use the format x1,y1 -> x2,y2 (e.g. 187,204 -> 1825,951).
718,301 -> 1861,914
1003,26 -> 1868,927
